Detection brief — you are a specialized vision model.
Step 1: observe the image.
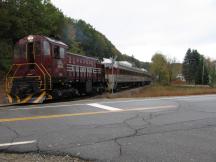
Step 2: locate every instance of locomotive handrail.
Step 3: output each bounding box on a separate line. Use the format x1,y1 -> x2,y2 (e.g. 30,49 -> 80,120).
33,63 -> 46,90
5,65 -> 13,93
5,64 -> 21,93
41,64 -> 52,90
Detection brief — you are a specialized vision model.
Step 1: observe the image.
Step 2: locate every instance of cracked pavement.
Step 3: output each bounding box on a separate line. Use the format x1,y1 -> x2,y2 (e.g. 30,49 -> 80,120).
0,95 -> 216,161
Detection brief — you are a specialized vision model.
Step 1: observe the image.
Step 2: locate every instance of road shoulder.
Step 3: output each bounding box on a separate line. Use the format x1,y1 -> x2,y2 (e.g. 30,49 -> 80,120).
0,153 -> 90,162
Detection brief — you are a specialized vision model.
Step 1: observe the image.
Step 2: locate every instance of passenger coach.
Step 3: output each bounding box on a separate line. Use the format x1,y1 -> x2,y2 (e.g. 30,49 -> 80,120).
102,60 -> 151,92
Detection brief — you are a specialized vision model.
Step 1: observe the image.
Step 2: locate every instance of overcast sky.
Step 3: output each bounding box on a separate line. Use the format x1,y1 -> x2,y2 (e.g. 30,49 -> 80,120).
51,0 -> 216,62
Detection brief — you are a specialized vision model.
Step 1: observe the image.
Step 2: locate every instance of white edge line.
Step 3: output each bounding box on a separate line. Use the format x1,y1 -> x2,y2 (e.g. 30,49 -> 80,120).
130,105 -> 177,111
0,140 -> 36,147
99,95 -> 216,104
87,103 -> 122,111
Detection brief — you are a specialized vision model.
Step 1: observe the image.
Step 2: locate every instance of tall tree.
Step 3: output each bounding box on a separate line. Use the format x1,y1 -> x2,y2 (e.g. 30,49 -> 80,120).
167,57 -> 180,84
182,49 -> 209,84
208,60 -> 216,87
150,53 -> 169,84
183,48 -> 194,83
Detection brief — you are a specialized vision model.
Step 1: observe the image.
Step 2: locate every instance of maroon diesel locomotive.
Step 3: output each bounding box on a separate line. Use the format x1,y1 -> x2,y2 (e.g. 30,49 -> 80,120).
5,35 -> 106,104
5,35 -> 151,104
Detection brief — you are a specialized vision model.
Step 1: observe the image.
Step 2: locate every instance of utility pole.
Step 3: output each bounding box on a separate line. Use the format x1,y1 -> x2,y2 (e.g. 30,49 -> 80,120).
214,62 -> 216,87
111,56 -> 117,94
202,58 -> 204,85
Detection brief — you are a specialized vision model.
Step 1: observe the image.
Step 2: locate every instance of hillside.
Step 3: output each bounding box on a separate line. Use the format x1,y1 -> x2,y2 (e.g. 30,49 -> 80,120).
0,0 -> 148,75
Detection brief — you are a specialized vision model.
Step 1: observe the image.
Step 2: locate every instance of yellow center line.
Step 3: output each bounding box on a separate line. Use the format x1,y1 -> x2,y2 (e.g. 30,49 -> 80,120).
0,105 -> 176,123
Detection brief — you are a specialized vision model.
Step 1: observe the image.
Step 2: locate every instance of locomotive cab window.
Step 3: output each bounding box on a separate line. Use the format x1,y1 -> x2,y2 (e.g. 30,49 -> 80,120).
43,41 -> 50,56
54,46 -> 65,59
54,46 -> 60,59
60,47 -> 65,58
34,41 -> 41,55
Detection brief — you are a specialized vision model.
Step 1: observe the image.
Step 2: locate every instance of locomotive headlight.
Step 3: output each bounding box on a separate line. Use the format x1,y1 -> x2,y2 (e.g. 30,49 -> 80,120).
27,35 -> 34,42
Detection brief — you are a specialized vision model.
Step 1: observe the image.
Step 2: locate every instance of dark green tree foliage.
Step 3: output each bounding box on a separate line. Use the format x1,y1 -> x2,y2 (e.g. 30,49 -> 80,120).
182,49 -> 209,84
208,60 -> 216,87
0,1 -> 14,73
0,0 -> 64,42
74,20 -> 122,60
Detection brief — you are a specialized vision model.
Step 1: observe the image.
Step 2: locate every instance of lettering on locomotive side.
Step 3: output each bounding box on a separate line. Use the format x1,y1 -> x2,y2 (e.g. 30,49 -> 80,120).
87,67 -> 92,73
66,64 -> 101,74
93,68 -> 101,74
66,64 -> 75,72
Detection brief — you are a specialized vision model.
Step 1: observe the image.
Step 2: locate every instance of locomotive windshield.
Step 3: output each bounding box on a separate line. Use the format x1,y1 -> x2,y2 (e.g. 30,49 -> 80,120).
27,42 -> 34,63
14,41 -> 41,62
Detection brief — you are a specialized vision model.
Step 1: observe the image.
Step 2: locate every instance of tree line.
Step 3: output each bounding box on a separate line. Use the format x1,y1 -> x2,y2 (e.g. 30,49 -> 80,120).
0,0 -> 146,76
150,49 -> 216,87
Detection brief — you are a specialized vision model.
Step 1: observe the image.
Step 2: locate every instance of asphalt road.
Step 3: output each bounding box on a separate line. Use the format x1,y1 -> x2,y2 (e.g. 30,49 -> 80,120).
0,95 -> 216,162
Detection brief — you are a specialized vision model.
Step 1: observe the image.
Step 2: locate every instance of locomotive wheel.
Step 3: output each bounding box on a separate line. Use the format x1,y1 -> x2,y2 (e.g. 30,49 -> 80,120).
52,89 -> 63,99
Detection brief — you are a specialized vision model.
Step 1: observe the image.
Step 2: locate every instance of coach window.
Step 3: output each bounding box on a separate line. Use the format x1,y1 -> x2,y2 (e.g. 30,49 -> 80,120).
43,41 -> 50,56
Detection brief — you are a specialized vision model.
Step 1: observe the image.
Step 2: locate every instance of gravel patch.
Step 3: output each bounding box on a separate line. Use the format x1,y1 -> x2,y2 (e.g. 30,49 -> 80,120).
0,153 -> 90,162
0,81 -> 5,104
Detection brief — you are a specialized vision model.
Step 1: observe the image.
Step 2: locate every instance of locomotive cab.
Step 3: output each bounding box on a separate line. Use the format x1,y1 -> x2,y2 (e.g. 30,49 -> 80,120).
13,35 -> 53,69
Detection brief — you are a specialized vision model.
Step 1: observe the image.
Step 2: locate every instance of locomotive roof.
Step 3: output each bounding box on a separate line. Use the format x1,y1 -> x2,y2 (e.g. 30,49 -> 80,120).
103,59 -> 151,76
43,36 -> 99,61
21,35 -> 68,47
45,36 -> 68,47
